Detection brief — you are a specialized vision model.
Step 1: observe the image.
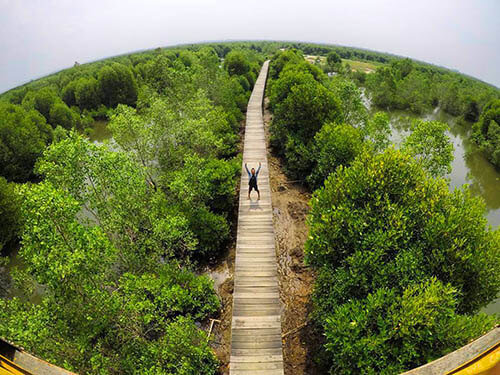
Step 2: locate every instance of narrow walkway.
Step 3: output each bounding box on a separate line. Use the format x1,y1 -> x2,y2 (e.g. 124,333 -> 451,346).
229,61 -> 284,375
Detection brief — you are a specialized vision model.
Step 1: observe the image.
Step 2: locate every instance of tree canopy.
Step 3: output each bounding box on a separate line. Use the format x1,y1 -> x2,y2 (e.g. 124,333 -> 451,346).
0,102 -> 52,182
306,149 -> 499,373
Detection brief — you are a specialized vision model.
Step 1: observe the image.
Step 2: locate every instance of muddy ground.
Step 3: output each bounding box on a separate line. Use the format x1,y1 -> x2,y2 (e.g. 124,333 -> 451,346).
263,99 -> 321,375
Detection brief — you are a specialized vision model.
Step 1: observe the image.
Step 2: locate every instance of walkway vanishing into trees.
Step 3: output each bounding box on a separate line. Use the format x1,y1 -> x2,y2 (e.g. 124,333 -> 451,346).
229,61 -> 284,375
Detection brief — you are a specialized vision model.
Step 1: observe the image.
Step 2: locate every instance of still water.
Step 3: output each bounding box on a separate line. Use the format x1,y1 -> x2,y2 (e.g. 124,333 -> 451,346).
88,120 -> 112,143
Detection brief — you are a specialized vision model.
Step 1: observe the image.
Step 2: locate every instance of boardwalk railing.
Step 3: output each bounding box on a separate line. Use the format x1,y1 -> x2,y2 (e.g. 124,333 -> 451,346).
229,61 -> 284,375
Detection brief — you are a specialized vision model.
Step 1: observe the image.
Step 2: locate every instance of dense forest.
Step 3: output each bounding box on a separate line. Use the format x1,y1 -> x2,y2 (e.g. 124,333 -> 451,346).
0,43 -> 263,373
0,41 -> 499,374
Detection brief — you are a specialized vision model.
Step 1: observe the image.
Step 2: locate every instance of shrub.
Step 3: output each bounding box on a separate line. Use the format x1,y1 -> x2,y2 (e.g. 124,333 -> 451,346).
148,317 -> 219,375
74,77 -> 101,110
272,81 -> 342,150
0,177 -> 20,252
308,122 -> 364,189
98,63 -> 138,108
223,50 -> 250,76
306,148 -> 500,372
49,102 -> 76,129
268,68 -> 316,111
119,264 -> 220,322
21,87 -> 59,120
268,49 -> 304,80
0,103 -> 52,181
473,99 -> 500,168
401,120 -> 454,177
322,279 -> 496,374
307,149 -> 499,312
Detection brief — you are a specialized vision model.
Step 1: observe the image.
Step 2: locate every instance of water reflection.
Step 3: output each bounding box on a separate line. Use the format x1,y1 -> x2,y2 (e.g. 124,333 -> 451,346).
88,120 -> 112,143
3,246 -> 45,304
386,108 -> 500,228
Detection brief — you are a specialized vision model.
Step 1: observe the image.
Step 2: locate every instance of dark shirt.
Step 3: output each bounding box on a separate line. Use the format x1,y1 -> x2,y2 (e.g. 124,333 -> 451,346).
245,164 -> 261,183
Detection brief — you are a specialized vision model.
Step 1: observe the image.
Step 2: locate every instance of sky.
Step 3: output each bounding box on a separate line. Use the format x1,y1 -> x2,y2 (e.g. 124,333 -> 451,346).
1,0 -> 499,93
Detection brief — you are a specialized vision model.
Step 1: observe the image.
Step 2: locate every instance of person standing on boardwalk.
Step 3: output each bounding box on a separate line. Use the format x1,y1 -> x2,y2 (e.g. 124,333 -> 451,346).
245,162 -> 261,200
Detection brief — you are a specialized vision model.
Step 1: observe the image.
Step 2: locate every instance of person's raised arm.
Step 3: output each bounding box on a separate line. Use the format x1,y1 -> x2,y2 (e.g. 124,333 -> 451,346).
245,163 -> 251,177
256,162 -> 262,176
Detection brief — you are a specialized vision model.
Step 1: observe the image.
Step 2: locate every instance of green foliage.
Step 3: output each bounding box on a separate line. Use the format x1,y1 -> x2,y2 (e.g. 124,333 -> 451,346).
119,264 -> 219,322
402,120 -> 454,177
22,87 -> 59,120
473,99 -> 500,168
269,49 -> 304,80
306,149 -> 500,372
178,50 -> 198,67
49,102 -> 76,129
280,60 -> 326,82
365,57 -> 499,120
327,77 -> 367,126
0,133 -> 220,374
0,266 -> 219,375
272,81 -> 342,147
323,279 -> 496,375
98,63 -> 138,108
168,155 -> 240,215
326,51 -> 341,65
148,317 -> 219,375
361,112 -> 391,152
61,80 -> 77,107
167,155 -> 239,258
268,67 -> 316,111
0,177 -> 20,253
269,70 -> 342,181
268,50 -> 349,185
308,123 -> 364,189
35,133 -> 197,267
223,50 -> 250,76
137,54 -> 175,94
75,76 -> 100,110
0,102 -> 52,181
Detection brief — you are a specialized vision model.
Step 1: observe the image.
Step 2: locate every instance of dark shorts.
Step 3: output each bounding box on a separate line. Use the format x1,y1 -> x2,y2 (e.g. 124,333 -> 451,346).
249,183 -> 259,192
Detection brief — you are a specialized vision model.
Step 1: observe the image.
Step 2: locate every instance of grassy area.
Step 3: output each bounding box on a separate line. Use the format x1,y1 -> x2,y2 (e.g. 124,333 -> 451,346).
304,55 -> 384,73
304,54 -> 326,64
342,58 -> 384,73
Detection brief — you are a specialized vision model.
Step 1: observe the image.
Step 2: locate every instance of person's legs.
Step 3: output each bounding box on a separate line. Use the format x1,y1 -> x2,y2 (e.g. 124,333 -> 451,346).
248,186 -> 251,199
256,186 -> 260,200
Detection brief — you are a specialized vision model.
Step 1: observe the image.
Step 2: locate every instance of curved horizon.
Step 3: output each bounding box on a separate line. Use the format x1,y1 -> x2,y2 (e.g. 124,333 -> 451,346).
1,38 -> 498,96
1,0 -> 498,93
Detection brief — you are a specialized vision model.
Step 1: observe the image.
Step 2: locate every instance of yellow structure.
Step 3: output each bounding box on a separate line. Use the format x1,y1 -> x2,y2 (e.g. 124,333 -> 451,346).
446,342 -> 499,375
0,339 -> 75,375
0,354 -> 30,375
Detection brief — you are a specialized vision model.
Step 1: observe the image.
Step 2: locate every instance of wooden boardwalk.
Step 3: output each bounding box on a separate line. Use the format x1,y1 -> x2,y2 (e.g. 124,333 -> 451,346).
229,61 -> 284,375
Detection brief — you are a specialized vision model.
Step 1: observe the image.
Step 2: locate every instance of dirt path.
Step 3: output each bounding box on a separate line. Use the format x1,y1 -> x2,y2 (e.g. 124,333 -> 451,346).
263,99 -> 321,375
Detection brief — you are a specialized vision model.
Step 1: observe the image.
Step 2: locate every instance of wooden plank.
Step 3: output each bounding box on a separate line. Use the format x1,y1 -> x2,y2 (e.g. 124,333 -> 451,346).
230,60 -> 283,375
